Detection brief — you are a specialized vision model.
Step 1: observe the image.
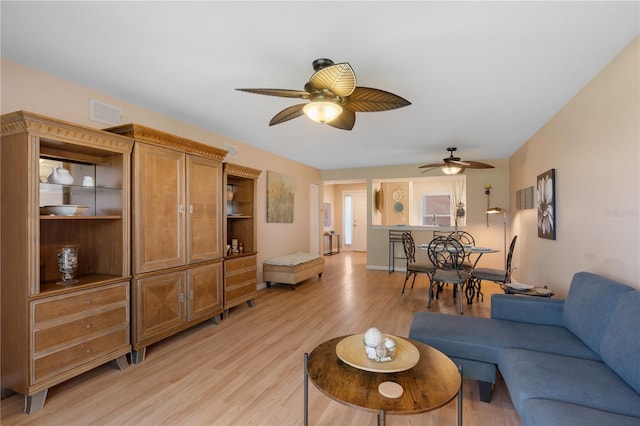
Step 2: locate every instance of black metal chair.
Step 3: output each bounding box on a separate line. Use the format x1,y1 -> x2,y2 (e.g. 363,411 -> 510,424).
401,232 -> 436,294
427,236 -> 470,315
450,230 -> 475,270
468,235 -> 518,302
433,231 -> 452,238
389,230 -> 406,273
450,230 -> 475,246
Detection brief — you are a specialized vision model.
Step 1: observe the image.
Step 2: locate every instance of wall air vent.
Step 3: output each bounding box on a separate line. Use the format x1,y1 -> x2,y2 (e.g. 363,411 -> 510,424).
89,99 -> 124,125
224,142 -> 238,159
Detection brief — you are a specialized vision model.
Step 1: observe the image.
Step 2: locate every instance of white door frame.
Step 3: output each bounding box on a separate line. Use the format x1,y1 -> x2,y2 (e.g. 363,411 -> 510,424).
309,183 -> 320,254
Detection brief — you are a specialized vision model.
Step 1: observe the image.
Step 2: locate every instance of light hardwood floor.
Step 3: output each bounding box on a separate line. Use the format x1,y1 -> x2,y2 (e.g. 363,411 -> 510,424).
1,252 -> 521,425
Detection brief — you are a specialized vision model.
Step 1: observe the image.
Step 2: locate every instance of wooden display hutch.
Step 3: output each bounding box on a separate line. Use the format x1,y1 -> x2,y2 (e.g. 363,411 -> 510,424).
223,163 -> 261,318
105,124 -> 227,363
1,111 -> 133,413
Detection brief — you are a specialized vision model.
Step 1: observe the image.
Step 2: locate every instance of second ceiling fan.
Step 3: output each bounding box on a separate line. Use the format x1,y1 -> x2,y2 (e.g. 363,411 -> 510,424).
236,58 -> 411,130
419,147 -> 495,175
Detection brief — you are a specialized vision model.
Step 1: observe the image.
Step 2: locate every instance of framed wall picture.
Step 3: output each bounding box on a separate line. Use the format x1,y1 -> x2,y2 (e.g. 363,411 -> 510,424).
267,171 -> 294,223
537,169 -> 556,240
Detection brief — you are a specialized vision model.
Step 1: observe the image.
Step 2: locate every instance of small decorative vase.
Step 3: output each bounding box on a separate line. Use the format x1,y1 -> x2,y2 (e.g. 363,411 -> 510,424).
226,187 -> 234,201
456,202 -> 466,218
56,245 -> 79,285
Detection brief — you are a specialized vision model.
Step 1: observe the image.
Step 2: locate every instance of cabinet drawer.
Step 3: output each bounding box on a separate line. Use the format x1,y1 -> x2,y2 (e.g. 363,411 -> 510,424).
225,269 -> 256,287
32,328 -> 128,383
33,283 -> 128,324
225,282 -> 257,302
225,256 -> 256,274
34,306 -> 128,353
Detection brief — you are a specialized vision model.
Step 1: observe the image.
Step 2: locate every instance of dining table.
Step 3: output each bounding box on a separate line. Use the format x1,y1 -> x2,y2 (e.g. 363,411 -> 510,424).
418,243 -> 499,269
418,243 -> 500,304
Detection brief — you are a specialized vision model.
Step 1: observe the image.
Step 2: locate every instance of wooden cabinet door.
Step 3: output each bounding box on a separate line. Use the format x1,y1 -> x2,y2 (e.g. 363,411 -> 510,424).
186,155 -> 222,263
187,261 -> 222,322
134,143 -> 185,273
135,271 -> 186,342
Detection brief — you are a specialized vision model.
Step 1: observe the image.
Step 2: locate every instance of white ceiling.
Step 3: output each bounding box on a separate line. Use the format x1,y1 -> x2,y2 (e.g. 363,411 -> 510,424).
2,1 -> 638,170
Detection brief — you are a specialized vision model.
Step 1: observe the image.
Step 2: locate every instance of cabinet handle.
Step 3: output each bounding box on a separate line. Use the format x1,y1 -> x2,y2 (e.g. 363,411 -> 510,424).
190,290 -> 194,300
84,299 -> 92,305
180,293 -> 185,303
189,205 -> 194,214
85,348 -> 91,354
179,204 -> 185,214
85,324 -> 92,329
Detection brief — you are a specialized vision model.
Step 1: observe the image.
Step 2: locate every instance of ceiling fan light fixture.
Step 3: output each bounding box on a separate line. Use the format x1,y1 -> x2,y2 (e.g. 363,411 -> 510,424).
442,165 -> 463,175
303,101 -> 343,124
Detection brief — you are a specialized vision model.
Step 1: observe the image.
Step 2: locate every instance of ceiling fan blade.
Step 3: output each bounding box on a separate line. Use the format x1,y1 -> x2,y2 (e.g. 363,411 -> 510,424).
448,159 -> 471,166
418,162 -> 446,169
326,109 -> 355,131
345,87 -> 411,112
421,167 -> 439,174
309,63 -> 356,97
269,104 -> 306,126
462,161 -> 495,169
236,88 -> 310,99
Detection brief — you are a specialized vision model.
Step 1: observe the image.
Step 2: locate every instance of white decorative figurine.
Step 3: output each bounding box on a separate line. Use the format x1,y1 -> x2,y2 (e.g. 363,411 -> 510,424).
363,327 -> 396,362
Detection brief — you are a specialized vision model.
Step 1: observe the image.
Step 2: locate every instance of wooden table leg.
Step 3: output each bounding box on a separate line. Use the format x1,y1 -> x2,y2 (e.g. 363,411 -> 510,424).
378,409 -> 385,426
458,365 -> 463,426
304,353 -> 309,426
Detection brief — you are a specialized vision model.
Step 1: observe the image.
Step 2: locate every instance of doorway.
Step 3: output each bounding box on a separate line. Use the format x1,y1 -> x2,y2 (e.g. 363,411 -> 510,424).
343,190 -> 367,251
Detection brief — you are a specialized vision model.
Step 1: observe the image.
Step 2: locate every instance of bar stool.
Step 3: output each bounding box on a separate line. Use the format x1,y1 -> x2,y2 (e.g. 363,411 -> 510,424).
389,230 -> 407,273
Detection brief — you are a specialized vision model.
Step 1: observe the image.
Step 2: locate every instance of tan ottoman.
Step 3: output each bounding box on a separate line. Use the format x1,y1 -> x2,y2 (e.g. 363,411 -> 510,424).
263,252 -> 325,290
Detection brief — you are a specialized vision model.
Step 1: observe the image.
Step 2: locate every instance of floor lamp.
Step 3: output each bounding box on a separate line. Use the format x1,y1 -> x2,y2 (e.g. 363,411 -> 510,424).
487,207 -> 507,269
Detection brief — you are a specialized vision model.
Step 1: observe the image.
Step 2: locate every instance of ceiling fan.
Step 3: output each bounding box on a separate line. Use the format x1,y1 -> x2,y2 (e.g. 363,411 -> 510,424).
419,147 -> 495,175
236,58 -> 411,130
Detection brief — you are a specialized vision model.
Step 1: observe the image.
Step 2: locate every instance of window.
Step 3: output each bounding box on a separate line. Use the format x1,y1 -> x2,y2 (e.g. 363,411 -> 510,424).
423,194 -> 451,226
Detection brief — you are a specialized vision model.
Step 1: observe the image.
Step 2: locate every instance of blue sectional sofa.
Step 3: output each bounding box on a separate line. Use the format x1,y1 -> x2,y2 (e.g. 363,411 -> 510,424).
408,272 -> 640,425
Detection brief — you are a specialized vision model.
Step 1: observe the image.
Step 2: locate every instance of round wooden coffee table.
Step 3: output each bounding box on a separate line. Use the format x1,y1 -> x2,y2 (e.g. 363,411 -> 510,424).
304,335 -> 462,426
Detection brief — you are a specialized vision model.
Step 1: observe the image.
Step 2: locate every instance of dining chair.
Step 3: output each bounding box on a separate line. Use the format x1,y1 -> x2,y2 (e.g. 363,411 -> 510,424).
433,231 -> 452,238
401,232 -> 436,294
426,236 -> 470,315
450,230 -> 476,270
468,235 -> 518,302
389,230 -> 407,273
450,230 -> 475,246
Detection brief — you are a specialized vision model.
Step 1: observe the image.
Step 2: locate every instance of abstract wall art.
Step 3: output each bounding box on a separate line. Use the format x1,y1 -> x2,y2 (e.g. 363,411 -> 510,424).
267,171 -> 294,223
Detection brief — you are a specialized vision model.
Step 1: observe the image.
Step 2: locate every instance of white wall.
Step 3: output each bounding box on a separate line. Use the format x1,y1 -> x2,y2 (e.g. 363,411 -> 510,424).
509,36 -> 640,294
1,59 -> 323,283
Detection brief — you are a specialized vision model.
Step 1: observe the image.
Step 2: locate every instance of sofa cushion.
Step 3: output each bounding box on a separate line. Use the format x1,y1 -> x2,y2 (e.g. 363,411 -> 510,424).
409,312 -> 599,366
499,348 -> 640,418
562,272 -> 635,355
600,291 -> 640,394
491,294 -> 565,326
522,398 -> 640,426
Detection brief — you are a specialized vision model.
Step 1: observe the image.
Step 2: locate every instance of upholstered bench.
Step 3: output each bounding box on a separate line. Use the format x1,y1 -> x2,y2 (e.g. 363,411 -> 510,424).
263,252 -> 325,290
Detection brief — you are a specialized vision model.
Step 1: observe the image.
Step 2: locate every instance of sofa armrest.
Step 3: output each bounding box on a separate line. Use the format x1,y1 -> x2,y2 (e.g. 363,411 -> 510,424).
491,294 -> 565,325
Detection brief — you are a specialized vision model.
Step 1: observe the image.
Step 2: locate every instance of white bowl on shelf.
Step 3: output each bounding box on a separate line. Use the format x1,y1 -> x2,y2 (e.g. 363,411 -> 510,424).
44,205 -> 89,216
